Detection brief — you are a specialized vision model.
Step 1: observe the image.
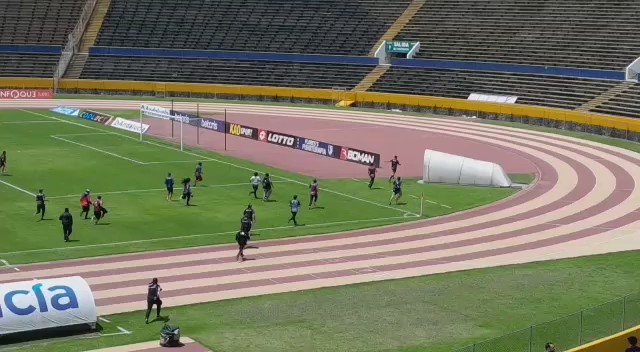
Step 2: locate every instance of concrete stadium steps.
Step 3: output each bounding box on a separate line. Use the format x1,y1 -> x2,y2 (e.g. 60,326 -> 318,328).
1,100 -> 640,317
576,81 -> 637,112
63,53 -> 88,79
590,82 -> 640,119
368,0 -> 427,56
79,0 -> 112,53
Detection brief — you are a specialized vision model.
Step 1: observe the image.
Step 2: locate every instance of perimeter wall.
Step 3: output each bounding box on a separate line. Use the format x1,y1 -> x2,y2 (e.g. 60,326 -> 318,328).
1,77 -> 639,138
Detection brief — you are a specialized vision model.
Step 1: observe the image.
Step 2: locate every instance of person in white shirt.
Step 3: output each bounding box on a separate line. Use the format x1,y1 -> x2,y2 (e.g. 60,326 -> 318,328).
249,172 -> 261,199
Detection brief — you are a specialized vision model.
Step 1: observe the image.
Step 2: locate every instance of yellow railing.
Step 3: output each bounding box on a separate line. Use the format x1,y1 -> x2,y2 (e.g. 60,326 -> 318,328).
566,325 -> 640,352
1,77 -> 638,132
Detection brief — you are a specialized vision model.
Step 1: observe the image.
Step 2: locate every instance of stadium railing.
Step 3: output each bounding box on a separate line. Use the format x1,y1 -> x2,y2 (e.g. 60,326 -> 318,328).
455,291 -> 640,352
2,77 -> 640,140
54,0 -> 97,85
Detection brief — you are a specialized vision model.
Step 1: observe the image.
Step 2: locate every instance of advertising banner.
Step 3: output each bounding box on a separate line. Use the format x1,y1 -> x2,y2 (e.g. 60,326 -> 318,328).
140,104 -> 172,120
51,106 -> 80,117
111,117 -> 150,134
198,117 -> 225,133
79,110 -> 113,125
170,110 -> 195,124
0,89 -> 53,100
227,122 -> 257,140
258,129 -> 298,149
0,276 -> 97,335
296,137 -> 340,158
339,146 -> 381,167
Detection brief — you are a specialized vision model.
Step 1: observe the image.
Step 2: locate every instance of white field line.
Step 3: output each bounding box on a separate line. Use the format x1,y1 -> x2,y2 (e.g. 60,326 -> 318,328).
0,120 -> 62,124
51,135 -> 146,165
0,259 -> 20,271
98,317 -> 111,323
0,215 -> 417,256
53,132 -> 112,137
96,326 -> 131,337
47,180 -> 291,199
0,178 -> 36,196
23,109 -> 417,217
410,194 -> 452,209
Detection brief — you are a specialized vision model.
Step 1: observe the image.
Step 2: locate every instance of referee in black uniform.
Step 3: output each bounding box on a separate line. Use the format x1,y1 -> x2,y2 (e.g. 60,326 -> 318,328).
145,278 -> 163,324
58,208 -> 73,242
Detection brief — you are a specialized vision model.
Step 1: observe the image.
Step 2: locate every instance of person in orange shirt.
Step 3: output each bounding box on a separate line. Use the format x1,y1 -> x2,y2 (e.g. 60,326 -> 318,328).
80,189 -> 92,219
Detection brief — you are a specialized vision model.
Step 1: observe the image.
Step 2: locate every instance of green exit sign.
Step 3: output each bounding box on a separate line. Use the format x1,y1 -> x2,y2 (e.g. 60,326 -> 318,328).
385,41 -> 416,54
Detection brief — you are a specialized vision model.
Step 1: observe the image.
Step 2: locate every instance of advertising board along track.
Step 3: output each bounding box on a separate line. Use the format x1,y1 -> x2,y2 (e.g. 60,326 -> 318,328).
0,100 -> 638,317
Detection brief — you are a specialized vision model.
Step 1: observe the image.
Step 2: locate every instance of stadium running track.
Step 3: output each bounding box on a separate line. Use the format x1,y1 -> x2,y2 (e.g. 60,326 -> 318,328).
1,99 -> 640,317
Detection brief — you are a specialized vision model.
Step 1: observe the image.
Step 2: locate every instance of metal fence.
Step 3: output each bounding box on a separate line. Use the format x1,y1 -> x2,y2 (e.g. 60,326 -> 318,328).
456,291 -> 640,352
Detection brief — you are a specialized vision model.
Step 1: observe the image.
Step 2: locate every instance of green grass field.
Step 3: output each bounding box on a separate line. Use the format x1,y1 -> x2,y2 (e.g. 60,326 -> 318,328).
14,250 -> 640,352
5,101 -> 640,352
0,109 -> 515,264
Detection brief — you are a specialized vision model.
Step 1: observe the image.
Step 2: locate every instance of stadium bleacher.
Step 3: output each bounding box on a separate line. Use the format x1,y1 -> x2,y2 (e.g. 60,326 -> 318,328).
369,66 -> 619,109
0,53 -> 59,77
591,83 -> 640,118
95,0 -> 410,55
0,0 -> 87,46
80,56 -> 374,89
394,0 -> 640,70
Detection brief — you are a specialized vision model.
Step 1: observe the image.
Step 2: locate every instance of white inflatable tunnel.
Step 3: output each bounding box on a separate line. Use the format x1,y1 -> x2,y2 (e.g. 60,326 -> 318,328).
423,150 -> 512,187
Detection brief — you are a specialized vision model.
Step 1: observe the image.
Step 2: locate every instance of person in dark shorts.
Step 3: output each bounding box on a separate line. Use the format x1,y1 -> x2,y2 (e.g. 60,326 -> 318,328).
80,189 -> 92,219
389,177 -> 403,205
262,173 -> 273,201
243,204 -> 256,232
193,162 -> 203,186
165,173 -> 174,201
34,189 -> 46,220
387,156 -> 401,182
92,196 -> 108,224
241,215 -> 252,239
235,231 -> 249,262
0,151 -> 6,175
181,177 -> 193,205
249,172 -> 261,199
288,195 -> 301,226
308,179 -> 319,208
145,278 -> 163,324
59,208 -> 73,242
367,163 -> 377,189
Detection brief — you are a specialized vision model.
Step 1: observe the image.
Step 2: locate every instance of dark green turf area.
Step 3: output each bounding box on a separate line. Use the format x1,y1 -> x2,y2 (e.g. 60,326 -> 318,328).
0,109 -> 515,264
14,250 -> 640,352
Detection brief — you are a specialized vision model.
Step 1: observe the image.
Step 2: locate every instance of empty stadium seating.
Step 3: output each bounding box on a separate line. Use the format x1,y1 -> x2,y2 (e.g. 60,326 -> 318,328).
591,83 -> 640,118
0,0 -> 87,46
96,0 -> 409,55
369,66 -> 618,109
0,53 -> 58,77
79,56 -> 374,89
394,0 -> 640,70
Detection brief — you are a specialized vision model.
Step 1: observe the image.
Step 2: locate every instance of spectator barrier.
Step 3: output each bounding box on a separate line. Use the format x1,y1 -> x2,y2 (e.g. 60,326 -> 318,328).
2,77 -> 640,136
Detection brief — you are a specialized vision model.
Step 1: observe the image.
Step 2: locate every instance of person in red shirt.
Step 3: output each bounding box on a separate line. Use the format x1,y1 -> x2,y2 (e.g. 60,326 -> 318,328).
387,156 -> 401,182
80,189 -> 92,219
367,163 -> 377,189
92,195 -> 108,224
308,179 -> 319,208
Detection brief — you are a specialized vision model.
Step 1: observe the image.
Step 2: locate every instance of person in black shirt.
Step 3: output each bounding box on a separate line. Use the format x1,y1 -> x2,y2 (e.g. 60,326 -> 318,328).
193,162 -> 203,186
34,189 -> 46,220
145,278 -> 163,324
262,173 -> 273,201
240,215 -> 252,239
59,208 -> 73,242
165,173 -> 174,201
181,177 -> 192,206
0,150 -> 6,175
243,204 -> 256,237
235,231 -> 249,262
